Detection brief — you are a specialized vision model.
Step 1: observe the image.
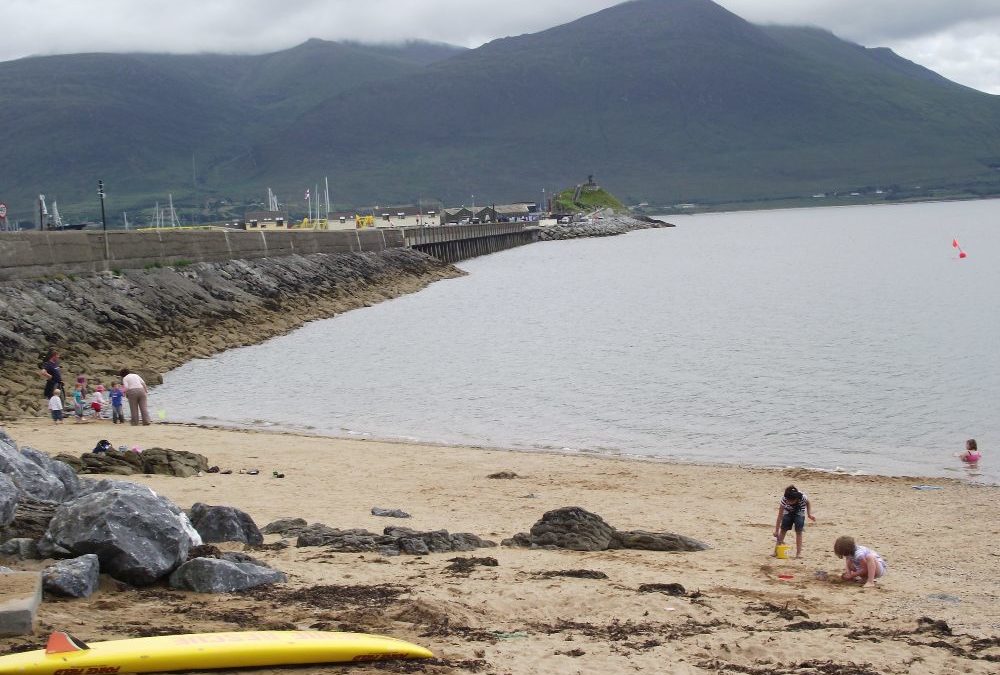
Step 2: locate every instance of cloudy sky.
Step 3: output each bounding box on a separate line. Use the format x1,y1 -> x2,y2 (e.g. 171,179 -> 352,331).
2,0 -> 998,94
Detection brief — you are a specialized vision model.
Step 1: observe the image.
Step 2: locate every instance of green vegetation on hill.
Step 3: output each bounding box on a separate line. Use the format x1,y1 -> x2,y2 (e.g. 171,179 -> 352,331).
553,184 -> 626,213
0,0 -> 998,224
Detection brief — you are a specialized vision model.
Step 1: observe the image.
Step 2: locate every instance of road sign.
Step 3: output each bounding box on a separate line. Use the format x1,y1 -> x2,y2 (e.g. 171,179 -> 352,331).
0,202 -> 7,218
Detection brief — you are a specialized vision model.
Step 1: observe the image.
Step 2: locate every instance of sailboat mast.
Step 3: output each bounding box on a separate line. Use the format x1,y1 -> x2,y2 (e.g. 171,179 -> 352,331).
168,194 -> 180,227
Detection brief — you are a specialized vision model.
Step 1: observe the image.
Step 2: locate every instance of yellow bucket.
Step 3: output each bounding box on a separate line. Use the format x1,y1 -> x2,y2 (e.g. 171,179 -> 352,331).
774,544 -> 792,559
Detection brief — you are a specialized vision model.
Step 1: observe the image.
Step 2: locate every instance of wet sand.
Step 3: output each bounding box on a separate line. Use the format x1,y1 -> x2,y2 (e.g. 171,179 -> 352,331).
3,420 -> 999,674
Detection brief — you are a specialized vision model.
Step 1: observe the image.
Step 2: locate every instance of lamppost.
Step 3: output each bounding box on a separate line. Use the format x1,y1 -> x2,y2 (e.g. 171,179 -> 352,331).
98,180 -> 108,259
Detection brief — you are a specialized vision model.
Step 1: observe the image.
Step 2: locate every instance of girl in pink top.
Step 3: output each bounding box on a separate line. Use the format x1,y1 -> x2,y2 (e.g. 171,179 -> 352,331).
960,439 -> 981,463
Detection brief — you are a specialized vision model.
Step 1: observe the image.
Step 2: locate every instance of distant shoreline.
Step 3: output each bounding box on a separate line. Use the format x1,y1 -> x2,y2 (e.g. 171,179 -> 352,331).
644,193 -> 1000,217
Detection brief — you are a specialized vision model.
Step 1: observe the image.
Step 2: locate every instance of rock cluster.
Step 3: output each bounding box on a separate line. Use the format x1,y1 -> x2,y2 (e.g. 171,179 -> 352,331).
0,433 -> 284,596
502,506 -> 708,552
264,519 -> 496,557
537,215 -> 674,241
54,447 -> 209,477
0,248 -> 460,418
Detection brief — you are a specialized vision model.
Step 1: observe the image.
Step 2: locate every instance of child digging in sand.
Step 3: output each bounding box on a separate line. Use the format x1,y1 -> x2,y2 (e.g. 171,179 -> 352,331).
835,535 -> 886,588
774,485 -> 815,558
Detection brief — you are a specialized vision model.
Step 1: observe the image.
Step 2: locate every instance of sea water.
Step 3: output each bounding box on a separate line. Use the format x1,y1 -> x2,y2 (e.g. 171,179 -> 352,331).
155,200 -> 1000,482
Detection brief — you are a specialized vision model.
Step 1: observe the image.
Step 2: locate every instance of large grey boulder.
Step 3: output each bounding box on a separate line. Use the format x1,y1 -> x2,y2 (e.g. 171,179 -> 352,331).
41,481 -> 200,585
18,447 -> 80,499
168,557 -> 286,593
188,503 -> 263,545
42,554 -> 100,598
0,437 -> 73,502
0,474 -> 16,526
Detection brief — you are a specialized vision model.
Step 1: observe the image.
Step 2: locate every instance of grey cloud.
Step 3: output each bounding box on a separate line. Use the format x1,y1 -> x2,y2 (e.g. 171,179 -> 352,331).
1,1 -> 997,93
888,18 -> 1000,94
720,0 -> 1000,42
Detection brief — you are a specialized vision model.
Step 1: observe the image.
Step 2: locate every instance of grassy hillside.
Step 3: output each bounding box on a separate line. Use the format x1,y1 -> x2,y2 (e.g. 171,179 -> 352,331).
553,185 -> 626,213
0,0 -> 998,223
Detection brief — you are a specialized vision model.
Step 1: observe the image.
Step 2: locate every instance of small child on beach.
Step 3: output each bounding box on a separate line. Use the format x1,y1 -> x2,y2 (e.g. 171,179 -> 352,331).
109,383 -> 125,424
834,535 -> 886,588
90,385 -> 105,421
72,384 -> 86,422
959,439 -> 981,463
774,485 -> 815,558
48,389 -> 64,424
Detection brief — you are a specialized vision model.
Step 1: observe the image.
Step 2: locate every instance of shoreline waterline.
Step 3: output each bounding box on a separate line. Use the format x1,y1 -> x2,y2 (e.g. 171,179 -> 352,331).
21,413 -> 992,487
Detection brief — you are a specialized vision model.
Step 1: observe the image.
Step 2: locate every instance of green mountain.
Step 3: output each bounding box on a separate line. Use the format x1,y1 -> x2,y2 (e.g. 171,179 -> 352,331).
1,0 -> 998,224
0,39 -> 466,224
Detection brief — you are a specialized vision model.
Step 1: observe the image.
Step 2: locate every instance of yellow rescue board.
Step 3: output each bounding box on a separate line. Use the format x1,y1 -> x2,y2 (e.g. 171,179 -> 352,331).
0,631 -> 433,675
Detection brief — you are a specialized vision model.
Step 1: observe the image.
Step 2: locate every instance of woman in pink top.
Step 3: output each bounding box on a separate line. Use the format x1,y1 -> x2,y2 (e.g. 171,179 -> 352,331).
119,368 -> 150,426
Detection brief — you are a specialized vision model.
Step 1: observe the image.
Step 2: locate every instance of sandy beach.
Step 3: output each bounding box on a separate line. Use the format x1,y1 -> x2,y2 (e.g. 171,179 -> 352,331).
2,419 -> 998,673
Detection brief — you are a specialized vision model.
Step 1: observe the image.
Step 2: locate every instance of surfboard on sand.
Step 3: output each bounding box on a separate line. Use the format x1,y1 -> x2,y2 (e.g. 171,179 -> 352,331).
0,630 -> 433,675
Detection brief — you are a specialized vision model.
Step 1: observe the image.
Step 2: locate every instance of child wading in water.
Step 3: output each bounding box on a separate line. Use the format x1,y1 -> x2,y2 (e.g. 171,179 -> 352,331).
959,439 -> 981,463
835,535 -> 886,588
774,485 -> 815,558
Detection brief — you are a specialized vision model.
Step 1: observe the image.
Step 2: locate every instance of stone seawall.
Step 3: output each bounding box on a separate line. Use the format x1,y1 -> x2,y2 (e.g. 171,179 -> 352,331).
0,249 -> 461,418
0,229 -> 402,282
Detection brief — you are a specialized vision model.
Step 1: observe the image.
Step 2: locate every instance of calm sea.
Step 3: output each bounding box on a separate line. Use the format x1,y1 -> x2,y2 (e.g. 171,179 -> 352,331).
155,200 -> 1000,482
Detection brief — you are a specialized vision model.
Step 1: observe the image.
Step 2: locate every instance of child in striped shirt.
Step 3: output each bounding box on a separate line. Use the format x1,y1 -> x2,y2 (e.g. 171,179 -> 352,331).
773,485 -> 816,558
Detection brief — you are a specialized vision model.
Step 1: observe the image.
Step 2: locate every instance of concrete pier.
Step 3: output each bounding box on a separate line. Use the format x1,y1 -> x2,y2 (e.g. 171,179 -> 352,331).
0,223 -> 538,280
402,223 -> 538,263
0,229 -> 403,281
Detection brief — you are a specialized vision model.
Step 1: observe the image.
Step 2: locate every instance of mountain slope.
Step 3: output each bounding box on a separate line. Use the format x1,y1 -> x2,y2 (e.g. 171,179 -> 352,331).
260,0 -> 1000,206
0,0 -> 998,222
0,40 -> 461,221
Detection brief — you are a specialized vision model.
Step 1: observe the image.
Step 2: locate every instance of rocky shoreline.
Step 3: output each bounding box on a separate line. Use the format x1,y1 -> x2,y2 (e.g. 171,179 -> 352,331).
0,217 -> 673,419
536,214 -> 674,241
0,249 -> 462,418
